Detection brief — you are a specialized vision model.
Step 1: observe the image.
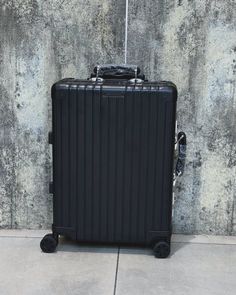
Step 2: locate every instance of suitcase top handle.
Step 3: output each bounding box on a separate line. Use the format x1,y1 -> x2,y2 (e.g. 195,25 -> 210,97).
91,64 -> 145,81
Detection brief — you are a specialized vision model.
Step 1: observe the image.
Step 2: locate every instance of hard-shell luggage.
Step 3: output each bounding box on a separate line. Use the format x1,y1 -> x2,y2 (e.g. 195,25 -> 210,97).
40,65 -> 186,258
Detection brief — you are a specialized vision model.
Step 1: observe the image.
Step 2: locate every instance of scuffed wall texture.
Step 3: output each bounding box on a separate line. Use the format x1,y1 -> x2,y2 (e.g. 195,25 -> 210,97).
0,0 -> 235,235
127,0 -> 236,235
0,0 -> 126,229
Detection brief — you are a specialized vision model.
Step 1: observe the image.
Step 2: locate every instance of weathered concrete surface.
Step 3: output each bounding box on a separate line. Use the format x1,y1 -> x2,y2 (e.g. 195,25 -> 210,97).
0,0 -> 126,229
0,232 -> 236,295
0,235 -> 118,295
117,243 -> 236,295
128,0 -> 236,235
0,0 -> 236,235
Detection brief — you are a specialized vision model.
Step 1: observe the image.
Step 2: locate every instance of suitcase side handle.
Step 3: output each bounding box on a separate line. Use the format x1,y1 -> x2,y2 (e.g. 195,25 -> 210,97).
91,64 -> 145,80
175,132 -> 187,177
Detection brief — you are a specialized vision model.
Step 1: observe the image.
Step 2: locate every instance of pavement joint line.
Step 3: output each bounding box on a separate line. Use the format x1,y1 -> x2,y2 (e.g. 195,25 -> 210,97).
0,236 -> 43,239
113,246 -> 120,295
0,233 -> 236,246
172,241 -> 236,246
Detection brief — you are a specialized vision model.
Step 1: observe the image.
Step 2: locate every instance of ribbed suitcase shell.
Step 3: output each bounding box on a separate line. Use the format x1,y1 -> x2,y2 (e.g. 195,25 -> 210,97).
51,79 -> 177,246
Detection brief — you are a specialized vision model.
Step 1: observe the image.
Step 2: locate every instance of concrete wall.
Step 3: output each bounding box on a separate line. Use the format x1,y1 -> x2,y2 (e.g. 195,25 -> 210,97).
0,0 -> 235,235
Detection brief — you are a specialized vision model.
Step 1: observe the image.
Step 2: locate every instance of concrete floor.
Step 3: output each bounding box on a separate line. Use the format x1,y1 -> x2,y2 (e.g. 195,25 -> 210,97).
0,231 -> 236,295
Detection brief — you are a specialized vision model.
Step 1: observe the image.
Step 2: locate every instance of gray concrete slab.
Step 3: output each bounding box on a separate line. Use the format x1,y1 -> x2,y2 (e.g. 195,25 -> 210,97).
116,242 -> 236,295
0,236 -> 118,295
1,231 -> 236,295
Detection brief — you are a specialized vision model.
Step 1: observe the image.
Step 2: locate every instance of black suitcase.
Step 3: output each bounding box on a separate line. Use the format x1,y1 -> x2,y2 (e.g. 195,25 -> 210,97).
40,65 -> 186,258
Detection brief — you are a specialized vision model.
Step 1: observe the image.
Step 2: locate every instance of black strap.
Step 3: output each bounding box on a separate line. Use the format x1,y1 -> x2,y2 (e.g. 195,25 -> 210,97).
175,132 -> 187,176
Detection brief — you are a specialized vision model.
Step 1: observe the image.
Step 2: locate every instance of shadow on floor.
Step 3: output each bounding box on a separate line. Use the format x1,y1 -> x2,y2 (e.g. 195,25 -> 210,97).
170,234 -> 194,256
56,235 -> 194,257
57,237 -> 118,254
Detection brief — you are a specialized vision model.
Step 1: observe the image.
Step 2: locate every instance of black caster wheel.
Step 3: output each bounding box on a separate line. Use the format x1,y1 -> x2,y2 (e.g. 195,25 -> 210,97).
40,234 -> 58,253
153,241 -> 170,258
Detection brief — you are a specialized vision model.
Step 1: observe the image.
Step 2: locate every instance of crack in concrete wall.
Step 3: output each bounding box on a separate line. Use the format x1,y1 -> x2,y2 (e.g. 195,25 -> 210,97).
0,0 -> 236,235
